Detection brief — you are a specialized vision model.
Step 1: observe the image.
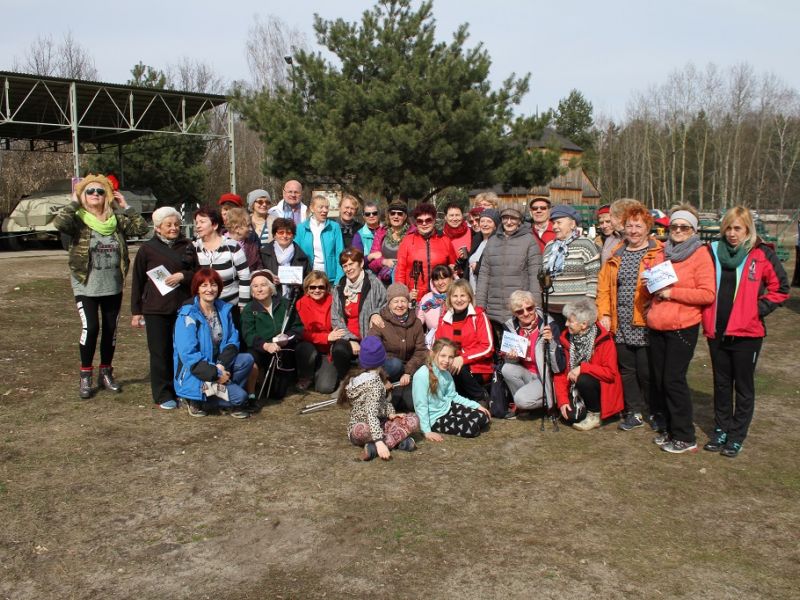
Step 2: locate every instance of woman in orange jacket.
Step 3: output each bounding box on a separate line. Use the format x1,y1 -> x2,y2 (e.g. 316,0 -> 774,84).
646,205 -> 715,454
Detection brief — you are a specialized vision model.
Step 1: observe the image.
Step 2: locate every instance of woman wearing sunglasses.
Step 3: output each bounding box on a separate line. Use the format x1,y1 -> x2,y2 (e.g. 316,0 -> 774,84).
646,204 -> 715,454
367,200 -> 408,284
353,201 -> 384,255
247,188 -> 273,245
396,203 -> 456,302
54,174 -> 149,399
295,271 -> 341,393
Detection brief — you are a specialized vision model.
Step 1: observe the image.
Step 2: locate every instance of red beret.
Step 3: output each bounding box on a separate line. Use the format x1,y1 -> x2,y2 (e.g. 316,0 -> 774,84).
218,192 -> 243,207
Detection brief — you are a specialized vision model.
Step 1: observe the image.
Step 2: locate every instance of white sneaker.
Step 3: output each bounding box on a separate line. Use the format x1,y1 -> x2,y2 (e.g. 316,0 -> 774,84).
572,411 -> 601,431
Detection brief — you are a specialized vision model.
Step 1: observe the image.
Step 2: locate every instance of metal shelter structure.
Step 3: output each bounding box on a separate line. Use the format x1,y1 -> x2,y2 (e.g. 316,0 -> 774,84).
0,70 -> 236,191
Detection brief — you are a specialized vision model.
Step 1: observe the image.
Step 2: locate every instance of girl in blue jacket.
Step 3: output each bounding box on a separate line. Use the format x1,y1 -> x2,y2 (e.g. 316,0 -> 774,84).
411,338 -> 491,441
174,269 -> 255,418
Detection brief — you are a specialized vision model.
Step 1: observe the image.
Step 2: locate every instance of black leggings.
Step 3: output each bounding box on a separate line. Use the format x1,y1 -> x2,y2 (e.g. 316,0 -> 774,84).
75,294 -> 123,368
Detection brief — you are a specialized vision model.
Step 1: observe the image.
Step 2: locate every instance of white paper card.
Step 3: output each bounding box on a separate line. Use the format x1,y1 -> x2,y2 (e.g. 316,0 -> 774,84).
643,260 -> 679,293
146,265 -> 176,296
500,331 -> 530,356
278,265 -> 304,285
202,381 -> 229,401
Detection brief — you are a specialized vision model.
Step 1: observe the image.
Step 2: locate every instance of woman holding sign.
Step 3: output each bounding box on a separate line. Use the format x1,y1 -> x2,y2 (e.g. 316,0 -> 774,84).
131,207 -> 197,409
646,205 -> 715,454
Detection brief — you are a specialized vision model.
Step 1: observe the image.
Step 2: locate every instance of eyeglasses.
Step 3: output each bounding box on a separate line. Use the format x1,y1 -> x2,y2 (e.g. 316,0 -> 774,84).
283,189 -> 301,195
254,199 -> 270,205
501,215 -> 519,221
308,285 -> 326,291
415,217 -> 434,225
363,211 -> 379,217
669,224 -> 693,232
389,210 -> 406,216
514,305 -> 536,316
84,187 -> 106,196
530,205 -> 548,211
275,229 -> 293,236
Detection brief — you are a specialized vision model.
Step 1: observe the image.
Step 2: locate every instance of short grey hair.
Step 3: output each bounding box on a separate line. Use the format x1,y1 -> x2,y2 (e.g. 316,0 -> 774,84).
152,206 -> 182,228
562,298 -> 597,325
508,290 -> 536,313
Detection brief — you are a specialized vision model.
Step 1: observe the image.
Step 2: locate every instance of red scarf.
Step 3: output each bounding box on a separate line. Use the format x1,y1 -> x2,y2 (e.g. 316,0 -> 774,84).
443,222 -> 468,239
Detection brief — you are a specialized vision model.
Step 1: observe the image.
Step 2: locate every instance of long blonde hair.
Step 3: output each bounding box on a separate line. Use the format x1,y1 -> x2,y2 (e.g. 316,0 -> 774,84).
720,206 -> 757,249
426,338 -> 459,397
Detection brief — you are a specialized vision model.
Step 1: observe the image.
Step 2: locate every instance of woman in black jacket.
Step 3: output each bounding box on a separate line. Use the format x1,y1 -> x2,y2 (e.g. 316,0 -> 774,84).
259,218 -> 311,298
130,207 -> 197,409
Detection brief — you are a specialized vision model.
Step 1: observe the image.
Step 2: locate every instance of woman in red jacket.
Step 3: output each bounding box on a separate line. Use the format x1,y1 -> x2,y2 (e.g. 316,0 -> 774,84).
701,207 -> 789,457
294,271 -> 340,394
396,203 -> 457,303
646,205 -> 716,454
434,279 -> 494,403
555,299 -> 623,430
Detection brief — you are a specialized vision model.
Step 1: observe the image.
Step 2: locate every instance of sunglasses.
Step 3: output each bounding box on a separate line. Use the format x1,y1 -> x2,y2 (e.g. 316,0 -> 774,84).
275,229 -> 293,236
514,305 -> 536,316
530,205 -> 548,211
669,224 -> 693,232
308,285 -> 326,291
389,210 -> 406,216
363,211 -> 379,217
416,217 -> 434,225
84,187 -> 106,196
254,199 -> 270,205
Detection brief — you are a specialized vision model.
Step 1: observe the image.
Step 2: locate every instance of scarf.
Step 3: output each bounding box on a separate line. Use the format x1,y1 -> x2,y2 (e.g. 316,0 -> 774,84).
717,238 -> 750,270
663,234 -> 703,263
420,292 -> 447,312
385,224 -> 408,250
569,323 -> 597,371
77,209 -> 117,236
343,269 -> 365,305
156,233 -> 175,247
444,222 -> 468,239
546,230 -> 579,276
274,241 -> 295,266
393,310 -> 410,324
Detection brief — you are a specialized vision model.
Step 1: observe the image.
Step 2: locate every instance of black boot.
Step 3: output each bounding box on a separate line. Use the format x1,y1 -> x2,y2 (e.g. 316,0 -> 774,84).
79,369 -> 93,399
99,366 -> 122,393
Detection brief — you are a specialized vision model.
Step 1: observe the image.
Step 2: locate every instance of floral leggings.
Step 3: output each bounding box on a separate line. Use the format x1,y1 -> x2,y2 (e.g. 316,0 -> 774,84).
349,414 -> 420,448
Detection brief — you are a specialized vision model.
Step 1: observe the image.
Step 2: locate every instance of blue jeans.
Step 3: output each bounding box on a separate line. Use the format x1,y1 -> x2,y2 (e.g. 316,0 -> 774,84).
384,357 -> 405,382
208,353 -> 254,407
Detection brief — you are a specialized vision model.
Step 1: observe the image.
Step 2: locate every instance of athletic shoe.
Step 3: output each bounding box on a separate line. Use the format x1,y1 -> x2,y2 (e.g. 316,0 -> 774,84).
648,412 -> 667,433
159,399 -> 178,410
703,429 -> 727,452
653,432 -> 672,447
187,401 -> 207,417
501,411 -> 517,420
572,411 -> 601,431
720,441 -> 743,458
396,437 -> 417,452
230,407 -> 251,419
361,443 -> 378,461
661,439 -> 698,454
618,412 -> 645,431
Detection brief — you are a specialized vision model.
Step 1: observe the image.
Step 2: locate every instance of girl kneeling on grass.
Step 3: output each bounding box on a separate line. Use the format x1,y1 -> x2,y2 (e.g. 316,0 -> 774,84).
412,338 -> 492,442
339,336 -> 420,461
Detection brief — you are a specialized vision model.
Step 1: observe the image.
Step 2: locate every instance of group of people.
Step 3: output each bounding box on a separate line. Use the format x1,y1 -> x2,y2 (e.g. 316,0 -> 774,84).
56,175 -> 791,461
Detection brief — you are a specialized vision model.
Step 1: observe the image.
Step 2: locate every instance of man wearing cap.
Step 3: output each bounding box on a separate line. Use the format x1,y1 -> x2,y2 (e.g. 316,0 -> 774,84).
247,189 -> 273,245
542,204 -> 601,326
218,192 -> 243,231
528,196 -> 555,253
475,206 -> 542,323
336,194 -> 363,248
268,179 -> 308,225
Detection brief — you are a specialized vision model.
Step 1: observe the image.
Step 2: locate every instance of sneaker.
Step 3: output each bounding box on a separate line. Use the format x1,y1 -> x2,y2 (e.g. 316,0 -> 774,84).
703,429 -> 727,452
230,407 -> 251,419
720,441 -> 743,458
572,411 -> 601,431
501,411 -> 517,420
361,442 -> 378,461
618,412 -> 645,431
648,412 -> 667,433
653,432 -> 672,447
661,439 -> 698,454
396,437 -> 417,452
159,399 -> 178,410
187,401 -> 207,418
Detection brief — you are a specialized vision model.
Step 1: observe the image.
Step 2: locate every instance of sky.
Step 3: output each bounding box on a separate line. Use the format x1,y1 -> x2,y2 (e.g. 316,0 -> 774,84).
2,0 -> 799,120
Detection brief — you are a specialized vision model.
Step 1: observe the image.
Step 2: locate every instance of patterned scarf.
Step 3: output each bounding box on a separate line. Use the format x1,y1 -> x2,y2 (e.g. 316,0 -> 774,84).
343,269 -> 365,305
569,323 -> 597,371
420,292 -> 447,312
385,224 -> 408,250
546,230 -> 579,276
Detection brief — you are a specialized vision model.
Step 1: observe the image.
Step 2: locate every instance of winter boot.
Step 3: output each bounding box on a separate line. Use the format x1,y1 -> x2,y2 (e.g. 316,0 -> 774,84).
79,368 -> 94,399
99,365 -> 122,393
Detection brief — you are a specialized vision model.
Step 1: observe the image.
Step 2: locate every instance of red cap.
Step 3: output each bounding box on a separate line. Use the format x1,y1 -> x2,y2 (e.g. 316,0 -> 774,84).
218,192 -> 243,207
468,206 -> 485,217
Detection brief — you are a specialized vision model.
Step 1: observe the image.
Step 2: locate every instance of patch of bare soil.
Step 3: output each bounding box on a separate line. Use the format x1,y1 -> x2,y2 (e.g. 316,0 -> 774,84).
0,248 -> 798,599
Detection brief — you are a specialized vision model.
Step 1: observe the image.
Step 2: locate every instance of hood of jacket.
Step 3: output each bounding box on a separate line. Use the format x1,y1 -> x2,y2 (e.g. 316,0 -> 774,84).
345,370 -> 383,400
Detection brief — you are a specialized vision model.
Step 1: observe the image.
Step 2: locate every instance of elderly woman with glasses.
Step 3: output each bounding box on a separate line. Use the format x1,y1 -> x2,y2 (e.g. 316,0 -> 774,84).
353,201 -> 384,255
646,204 -> 716,454
53,174 -> 149,399
247,188 -> 273,245
368,200 -> 409,285
396,203 -> 456,302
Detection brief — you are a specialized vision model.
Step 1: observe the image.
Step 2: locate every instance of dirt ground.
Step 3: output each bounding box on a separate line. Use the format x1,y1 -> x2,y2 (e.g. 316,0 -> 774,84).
0,246 -> 798,599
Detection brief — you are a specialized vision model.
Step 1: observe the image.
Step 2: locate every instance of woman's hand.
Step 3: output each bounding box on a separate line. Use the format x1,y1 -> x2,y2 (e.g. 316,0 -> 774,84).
216,364 -> 230,384
382,258 -> 396,268
263,342 -> 280,354
658,287 -> 672,300
113,190 -> 128,209
164,273 -> 184,287
131,314 -> 144,328
409,289 -> 418,301
541,325 -> 553,341
560,404 -> 572,420
376,440 -> 391,460
504,349 -> 519,361
396,374 -> 411,387
450,355 -> 464,374
568,366 -> 581,383
369,314 -> 385,329
425,432 -> 444,443
599,316 -> 611,331
469,261 -> 477,272
350,341 -> 361,355
328,328 -> 347,342
367,251 -> 382,261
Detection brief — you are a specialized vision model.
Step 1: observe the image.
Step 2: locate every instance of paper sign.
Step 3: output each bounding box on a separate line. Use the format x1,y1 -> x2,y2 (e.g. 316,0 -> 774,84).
500,331 -> 530,356
146,265 -> 177,296
643,260 -> 679,293
278,265 -> 304,285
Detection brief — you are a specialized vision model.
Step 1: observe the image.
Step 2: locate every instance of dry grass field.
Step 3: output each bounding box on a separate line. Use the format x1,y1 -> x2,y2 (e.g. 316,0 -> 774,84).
1,247 -> 798,599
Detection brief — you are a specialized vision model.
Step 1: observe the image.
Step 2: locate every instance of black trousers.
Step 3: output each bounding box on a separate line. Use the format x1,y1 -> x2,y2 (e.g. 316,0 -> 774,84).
575,373 -> 601,413
451,365 -> 489,402
431,402 -> 490,437
295,341 -> 339,394
75,294 -> 122,368
616,343 -> 650,415
708,337 -> 762,444
331,339 -> 356,382
649,325 -> 699,443
144,313 -> 177,404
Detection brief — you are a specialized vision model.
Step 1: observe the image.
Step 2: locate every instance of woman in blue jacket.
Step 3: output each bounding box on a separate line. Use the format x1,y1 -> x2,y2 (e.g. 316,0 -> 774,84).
294,194 -> 344,284
174,268 -> 255,418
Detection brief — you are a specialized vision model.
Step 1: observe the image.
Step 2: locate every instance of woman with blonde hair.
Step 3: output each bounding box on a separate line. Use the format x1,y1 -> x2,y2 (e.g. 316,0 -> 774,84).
701,206 -> 789,457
